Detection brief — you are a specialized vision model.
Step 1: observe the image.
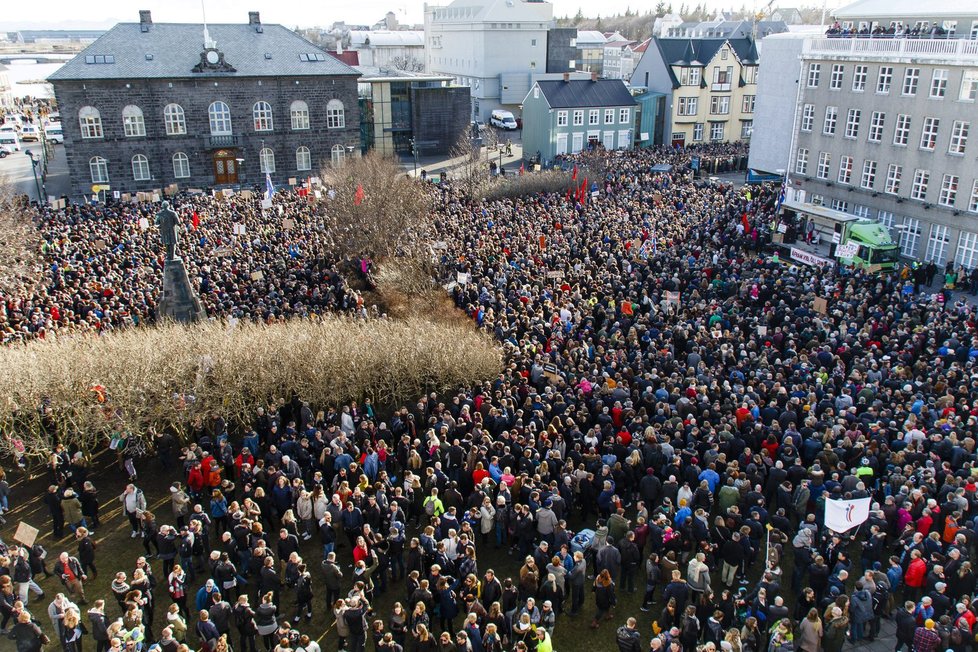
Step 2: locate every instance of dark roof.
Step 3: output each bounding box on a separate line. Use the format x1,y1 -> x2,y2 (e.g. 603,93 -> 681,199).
652,36 -> 759,87
49,22 -> 359,81
535,79 -> 637,109
328,50 -> 360,66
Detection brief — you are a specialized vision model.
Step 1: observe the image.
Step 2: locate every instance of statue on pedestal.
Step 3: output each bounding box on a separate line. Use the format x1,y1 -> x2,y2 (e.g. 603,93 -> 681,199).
155,201 -> 206,324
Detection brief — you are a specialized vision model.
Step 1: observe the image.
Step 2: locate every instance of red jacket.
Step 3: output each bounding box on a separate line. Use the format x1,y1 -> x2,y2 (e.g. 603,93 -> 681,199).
905,558 -> 928,588
187,466 -> 205,492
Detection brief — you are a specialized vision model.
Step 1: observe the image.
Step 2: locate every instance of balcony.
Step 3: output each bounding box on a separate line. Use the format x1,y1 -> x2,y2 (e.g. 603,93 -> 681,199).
804,37 -> 978,63
204,134 -> 240,148
711,83 -> 732,92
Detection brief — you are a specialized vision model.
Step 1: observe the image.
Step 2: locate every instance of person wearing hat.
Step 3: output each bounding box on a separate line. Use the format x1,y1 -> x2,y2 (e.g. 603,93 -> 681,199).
912,618 -> 941,652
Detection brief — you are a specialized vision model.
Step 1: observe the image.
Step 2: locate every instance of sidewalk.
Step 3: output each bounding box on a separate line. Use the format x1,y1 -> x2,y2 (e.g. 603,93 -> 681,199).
399,135 -> 525,178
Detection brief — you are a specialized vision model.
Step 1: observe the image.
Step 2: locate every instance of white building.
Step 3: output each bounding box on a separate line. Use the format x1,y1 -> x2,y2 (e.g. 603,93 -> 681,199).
602,38 -> 638,80
424,0 -> 554,121
349,31 -> 425,70
653,14 -> 684,37
0,64 -> 11,109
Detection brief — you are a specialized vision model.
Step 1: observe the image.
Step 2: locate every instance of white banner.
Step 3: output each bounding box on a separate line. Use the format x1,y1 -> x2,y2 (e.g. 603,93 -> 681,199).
824,497 -> 871,533
836,243 -> 859,258
789,247 -> 835,269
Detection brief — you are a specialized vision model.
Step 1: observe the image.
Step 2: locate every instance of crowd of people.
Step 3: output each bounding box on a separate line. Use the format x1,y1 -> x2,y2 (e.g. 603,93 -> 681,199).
824,21 -> 954,39
2,142 -> 978,652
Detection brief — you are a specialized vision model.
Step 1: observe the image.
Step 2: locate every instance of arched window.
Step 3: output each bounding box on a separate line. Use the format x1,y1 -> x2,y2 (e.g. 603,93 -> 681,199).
331,144 -> 345,167
172,152 -> 190,179
79,106 -> 103,139
253,101 -> 273,132
122,105 -> 145,137
131,154 -> 150,181
290,100 -> 310,130
163,103 -> 186,136
208,101 -> 232,135
89,156 -> 108,183
259,147 -> 275,174
296,146 -> 311,171
326,99 -> 345,129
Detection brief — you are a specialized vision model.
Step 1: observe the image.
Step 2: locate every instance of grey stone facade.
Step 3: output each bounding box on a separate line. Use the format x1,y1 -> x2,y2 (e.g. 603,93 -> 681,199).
54,75 -> 360,197
546,28 -> 578,74
789,38 -> 978,267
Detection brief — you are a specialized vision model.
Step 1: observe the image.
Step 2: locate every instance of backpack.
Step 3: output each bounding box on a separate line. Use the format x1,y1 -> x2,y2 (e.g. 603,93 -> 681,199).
425,498 -> 436,516
179,538 -> 193,558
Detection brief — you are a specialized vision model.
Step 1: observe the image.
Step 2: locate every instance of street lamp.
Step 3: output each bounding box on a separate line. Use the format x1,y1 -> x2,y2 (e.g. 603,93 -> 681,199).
24,150 -> 42,203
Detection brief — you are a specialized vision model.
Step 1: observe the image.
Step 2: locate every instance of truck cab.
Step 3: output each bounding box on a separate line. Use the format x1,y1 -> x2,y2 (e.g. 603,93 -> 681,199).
778,200 -> 900,272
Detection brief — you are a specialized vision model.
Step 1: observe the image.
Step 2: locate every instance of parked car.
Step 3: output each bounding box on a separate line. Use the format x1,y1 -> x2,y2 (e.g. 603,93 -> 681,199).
19,125 -> 40,142
490,110 -> 518,130
44,125 -> 63,144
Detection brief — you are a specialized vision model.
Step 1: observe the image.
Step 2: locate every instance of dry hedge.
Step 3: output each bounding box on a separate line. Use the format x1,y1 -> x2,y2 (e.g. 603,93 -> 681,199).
480,169 -> 575,201
0,316 -> 502,457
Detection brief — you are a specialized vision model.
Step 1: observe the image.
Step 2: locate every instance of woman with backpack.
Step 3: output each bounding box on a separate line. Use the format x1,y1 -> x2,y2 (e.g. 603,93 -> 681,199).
591,568 -> 616,629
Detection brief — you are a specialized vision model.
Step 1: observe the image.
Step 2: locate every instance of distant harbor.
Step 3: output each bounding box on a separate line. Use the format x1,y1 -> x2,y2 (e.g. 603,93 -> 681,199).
5,57 -> 69,99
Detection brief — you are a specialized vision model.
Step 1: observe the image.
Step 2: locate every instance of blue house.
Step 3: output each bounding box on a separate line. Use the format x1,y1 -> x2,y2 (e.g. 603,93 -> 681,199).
521,75 -> 637,164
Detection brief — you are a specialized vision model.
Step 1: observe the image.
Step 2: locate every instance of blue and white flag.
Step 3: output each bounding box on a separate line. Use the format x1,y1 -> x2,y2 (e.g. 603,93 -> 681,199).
264,172 -> 275,201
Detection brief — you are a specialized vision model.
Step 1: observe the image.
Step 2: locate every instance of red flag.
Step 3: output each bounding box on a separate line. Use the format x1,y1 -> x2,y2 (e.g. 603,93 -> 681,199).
565,188 -> 572,202
519,163 -> 525,176
571,165 -> 578,181
354,184 -> 365,206
580,178 -> 588,204
741,213 -> 750,232
191,211 -> 200,230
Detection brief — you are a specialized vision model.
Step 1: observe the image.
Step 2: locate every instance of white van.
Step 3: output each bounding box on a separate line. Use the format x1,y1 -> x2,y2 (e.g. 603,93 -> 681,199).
44,125 -> 63,144
0,130 -> 21,153
490,109 -> 518,130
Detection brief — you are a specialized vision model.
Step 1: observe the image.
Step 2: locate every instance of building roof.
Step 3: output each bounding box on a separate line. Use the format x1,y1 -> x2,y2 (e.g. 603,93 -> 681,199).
833,0 -> 978,20
631,38 -> 652,53
666,19 -> 787,39
427,0 -> 553,24
534,78 -> 637,108
328,50 -> 361,66
355,66 -> 453,82
49,21 -> 359,82
575,30 -> 608,46
349,31 -> 425,48
652,37 -> 759,87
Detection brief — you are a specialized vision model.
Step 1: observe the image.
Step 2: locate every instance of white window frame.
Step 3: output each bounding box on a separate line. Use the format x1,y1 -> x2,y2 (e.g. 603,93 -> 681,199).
331,144 -> 345,167
949,121 -> 969,155
172,152 -> 190,179
163,103 -> 186,136
795,147 -> 809,174
122,105 -> 146,137
742,95 -> 755,114
326,99 -> 345,129
89,155 -> 108,183
740,120 -> 753,139
844,108 -> 860,139
960,70 -> 978,102
259,147 -> 275,174
572,110 -> 584,126
893,114 -> 911,146
290,101 -> 310,131
823,106 -> 837,136
877,211 -> 895,231
830,64 -> 844,90
619,108 -> 631,124
939,174 -> 959,207
971,180 -> 978,213
208,101 -> 232,136
801,104 -> 814,132
571,132 -> 584,153
956,231 -> 978,269
920,117 -> 939,151
806,63 -> 820,88
588,109 -> 599,126
79,106 -> 103,139
838,155 -> 853,184
868,111 -> 884,143
295,146 -> 311,171
710,96 -> 730,115
860,160 -> 877,189
131,154 -> 150,181
911,169 -> 929,200
885,164 -> 902,195
925,224 -> 951,266
876,66 -> 893,94
677,97 -> 698,116
710,122 -> 724,141
556,111 -> 568,127
852,64 -> 867,92
899,217 -> 921,258
693,123 -> 704,142
604,108 -> 615,124
816,151 -> 831,179
902,68 -> 920,96
930,69 -> 948,98
253,101 -> 274,132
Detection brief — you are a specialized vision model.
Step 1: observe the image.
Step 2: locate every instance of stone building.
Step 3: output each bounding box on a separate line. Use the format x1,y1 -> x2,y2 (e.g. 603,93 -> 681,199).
49,11 -> 361,197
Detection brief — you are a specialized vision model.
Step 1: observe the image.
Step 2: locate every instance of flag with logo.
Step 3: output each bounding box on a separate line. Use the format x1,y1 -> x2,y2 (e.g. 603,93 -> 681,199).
264,173 -> 275,201
775,178 -> 787,212
824,497 -> 871,533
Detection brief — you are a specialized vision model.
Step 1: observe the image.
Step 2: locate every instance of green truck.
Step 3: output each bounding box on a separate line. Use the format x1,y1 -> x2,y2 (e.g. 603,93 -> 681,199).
778,200 -> 901,272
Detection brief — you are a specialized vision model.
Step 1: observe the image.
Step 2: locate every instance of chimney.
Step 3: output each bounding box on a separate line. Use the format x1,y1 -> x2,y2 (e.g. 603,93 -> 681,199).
591,71 -> 598,82
139,10 -> 152,24
562,72 -> 570,82
337,39 -> 343,55
248,11 -> 261,25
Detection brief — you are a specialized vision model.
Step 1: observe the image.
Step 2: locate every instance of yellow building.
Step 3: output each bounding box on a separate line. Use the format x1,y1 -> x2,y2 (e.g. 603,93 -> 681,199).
631,37 -> 761,147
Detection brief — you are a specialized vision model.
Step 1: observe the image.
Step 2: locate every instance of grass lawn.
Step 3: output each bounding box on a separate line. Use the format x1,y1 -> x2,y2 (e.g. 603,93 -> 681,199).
2,449 -> 775,651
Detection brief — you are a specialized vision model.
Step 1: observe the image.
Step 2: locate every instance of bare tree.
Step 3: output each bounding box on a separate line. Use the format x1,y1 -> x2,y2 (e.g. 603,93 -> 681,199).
321,152 -> 432,260
0,175 -> 43,294
448,132 -> 492,199
389,54 -> 425,72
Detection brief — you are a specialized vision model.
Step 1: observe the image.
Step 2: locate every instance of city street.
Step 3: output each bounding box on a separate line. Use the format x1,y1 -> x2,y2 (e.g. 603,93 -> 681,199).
0,140 -> 70,202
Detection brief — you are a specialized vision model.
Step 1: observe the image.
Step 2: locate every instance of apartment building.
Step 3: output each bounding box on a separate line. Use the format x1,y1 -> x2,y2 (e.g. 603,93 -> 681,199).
630,36 -> 762,146
788,2 -> 978,267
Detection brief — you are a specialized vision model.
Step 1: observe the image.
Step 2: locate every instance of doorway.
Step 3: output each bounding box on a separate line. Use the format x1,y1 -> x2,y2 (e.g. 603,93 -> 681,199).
213,150 -> 238,184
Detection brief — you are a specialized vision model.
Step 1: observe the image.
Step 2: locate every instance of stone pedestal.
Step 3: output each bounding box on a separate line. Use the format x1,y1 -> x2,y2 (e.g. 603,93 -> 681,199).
158,257 -> 206,324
